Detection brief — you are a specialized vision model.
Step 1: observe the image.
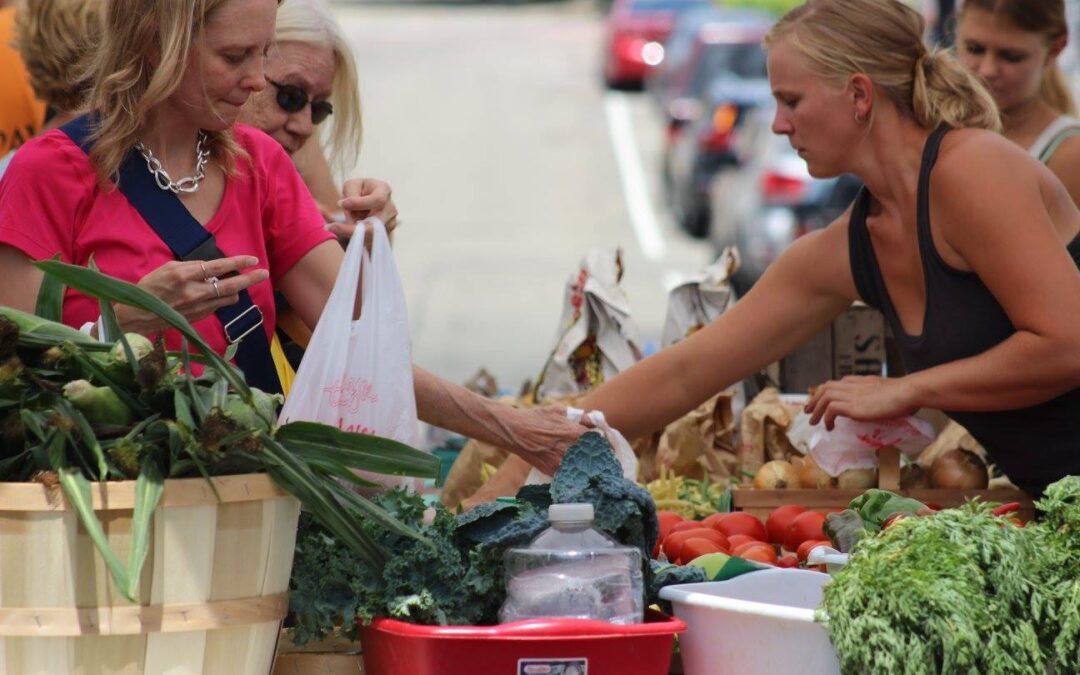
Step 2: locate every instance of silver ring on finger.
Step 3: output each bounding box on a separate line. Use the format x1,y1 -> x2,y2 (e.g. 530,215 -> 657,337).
208,276 -> 221,298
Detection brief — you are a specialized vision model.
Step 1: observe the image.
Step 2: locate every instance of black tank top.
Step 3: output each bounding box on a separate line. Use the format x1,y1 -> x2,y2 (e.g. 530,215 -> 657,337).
847,125 -> 1080,496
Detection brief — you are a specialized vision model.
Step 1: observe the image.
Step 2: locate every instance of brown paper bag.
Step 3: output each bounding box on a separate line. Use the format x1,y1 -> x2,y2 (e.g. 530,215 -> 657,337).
737,388 -> 800,473
649,393 -> 737,483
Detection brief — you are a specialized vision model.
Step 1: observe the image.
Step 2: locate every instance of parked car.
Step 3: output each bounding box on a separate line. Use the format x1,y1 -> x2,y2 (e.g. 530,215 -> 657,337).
664,71 -> 772,237
601,0 -> 710,89
645,8 -> 771,132
708,105 -> 862,291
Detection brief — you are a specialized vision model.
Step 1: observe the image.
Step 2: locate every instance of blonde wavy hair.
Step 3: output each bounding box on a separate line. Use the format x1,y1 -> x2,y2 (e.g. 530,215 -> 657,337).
13,0 -> 104,113
959,0 -> 1076,117
274,0 -> 363,177
83,0 -> 281,185
765,0 -> 1001,133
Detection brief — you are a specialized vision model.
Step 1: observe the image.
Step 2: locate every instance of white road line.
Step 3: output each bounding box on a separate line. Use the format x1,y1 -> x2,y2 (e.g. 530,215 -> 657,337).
604,91 -> 668,261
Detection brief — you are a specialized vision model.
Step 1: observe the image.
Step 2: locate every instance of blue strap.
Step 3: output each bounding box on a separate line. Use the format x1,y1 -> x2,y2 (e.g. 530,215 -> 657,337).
59,115 -> 282,394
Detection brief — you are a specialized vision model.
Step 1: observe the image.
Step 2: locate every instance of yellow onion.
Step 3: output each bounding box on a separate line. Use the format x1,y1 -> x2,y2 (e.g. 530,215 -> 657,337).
836,468 -> 878,490
795,455 -> 836,489
930,448 -> 988,489
753,460 -> 800,489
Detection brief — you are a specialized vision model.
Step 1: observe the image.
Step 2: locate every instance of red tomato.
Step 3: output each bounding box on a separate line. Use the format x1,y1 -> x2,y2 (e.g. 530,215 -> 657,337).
714,512 -> 768,542
663,529 -> 729,562
669,520 -> 705,535
679,538 -> 724,564
700,513 -> 727,530
796,539 -> 832,562
766,505 -> 808,545
657,511 -> 684,542
784,512 -> 827,552
777,553 -> 799,568
734,542 -> 778,565
726,534 -> 757,550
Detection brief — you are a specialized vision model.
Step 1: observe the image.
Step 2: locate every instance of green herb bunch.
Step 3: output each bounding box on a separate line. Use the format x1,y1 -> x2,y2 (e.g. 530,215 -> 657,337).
0,260 -> 439,603
1030,476 -> 1080,670
819,478 -> 1080,675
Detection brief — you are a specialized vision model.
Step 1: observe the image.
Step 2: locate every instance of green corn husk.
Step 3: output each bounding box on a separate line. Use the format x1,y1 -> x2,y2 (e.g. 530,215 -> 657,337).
108,333 -> 153,366
0,306 -> 104,350
63,379 -> 134,427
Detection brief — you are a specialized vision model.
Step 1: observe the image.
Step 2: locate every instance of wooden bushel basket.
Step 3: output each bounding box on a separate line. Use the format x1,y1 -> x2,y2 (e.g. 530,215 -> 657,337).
0,474 -> 299,674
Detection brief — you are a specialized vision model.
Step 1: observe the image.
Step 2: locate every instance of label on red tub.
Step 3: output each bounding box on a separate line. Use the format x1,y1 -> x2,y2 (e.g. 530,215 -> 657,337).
517,658 -> 588,675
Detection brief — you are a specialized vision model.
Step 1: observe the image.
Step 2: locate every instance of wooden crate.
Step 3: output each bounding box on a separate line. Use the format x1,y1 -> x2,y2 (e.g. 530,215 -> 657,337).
0,474 -> 299,674
732,447 -> 1036,521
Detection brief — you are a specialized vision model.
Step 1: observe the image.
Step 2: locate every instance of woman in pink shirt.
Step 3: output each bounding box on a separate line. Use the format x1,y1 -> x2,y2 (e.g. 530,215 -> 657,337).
0,0 -> 581,474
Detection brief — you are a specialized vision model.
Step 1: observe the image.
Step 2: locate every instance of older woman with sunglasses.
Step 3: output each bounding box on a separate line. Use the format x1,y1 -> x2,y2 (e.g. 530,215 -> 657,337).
242,0 -> 393,240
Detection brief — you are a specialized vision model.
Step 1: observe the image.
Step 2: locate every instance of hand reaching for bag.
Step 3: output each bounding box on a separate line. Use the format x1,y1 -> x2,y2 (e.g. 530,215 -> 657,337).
501,405 -> 591,475
329,178 -> 398,245
114,256 -> 268,336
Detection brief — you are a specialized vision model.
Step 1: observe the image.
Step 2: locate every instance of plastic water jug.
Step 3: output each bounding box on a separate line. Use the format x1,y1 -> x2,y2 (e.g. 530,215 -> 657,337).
499,503 -> 644,624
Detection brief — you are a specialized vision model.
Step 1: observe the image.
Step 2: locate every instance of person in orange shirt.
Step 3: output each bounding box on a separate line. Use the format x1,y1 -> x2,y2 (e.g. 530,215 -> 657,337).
0,5 -> 46,156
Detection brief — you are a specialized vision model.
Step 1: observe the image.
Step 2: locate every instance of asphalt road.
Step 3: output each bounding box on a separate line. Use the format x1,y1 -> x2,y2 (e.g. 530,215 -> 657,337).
333,0 -> 715,393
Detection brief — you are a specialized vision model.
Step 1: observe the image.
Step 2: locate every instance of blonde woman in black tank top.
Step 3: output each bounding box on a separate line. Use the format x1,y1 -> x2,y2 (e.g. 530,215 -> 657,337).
562,0 -> 1080,497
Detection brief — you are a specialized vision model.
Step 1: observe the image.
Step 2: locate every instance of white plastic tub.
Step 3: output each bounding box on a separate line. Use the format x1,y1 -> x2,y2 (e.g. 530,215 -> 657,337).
659,568 -> 841,675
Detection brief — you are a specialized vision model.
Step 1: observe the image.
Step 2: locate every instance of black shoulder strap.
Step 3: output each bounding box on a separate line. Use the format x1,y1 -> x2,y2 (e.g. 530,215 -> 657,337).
59,115 -> 282,394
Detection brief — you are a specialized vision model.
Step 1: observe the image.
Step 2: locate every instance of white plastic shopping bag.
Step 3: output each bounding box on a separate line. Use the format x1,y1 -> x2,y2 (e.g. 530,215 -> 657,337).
787,413 -> 934,477
525,408 -> 638,485
279,218 -> 422,490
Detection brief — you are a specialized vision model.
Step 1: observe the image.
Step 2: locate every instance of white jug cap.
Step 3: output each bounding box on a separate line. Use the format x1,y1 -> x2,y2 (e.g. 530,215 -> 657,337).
549,503 -> 594,522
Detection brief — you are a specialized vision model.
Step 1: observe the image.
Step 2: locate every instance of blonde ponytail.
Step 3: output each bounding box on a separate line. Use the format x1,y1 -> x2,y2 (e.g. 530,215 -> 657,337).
767,0 -> 1000,132
912,50 -> 1001,132
1040,62 -> 1078,116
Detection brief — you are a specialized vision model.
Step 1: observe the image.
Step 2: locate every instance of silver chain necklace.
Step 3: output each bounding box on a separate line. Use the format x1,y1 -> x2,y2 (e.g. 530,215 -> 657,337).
135,131 -> 209,194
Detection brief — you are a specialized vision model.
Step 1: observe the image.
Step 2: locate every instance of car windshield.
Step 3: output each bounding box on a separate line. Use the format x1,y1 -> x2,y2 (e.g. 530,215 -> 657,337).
629,0 -> 707,12
690,42 -> 767,96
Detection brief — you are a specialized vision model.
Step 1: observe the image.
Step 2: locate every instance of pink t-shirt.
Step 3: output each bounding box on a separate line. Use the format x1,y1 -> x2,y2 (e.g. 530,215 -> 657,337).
0,124 -> 333,358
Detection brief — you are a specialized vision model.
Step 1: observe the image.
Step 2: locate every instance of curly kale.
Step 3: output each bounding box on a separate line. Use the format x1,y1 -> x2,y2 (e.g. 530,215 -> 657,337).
549,432 -> 659,563
288,431 -> 662,638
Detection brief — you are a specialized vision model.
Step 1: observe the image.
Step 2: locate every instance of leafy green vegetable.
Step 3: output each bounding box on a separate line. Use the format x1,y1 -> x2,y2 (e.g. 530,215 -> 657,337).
846,489 -> 927,532
819,485 -> 1080,675
1030,476 -> 1080,671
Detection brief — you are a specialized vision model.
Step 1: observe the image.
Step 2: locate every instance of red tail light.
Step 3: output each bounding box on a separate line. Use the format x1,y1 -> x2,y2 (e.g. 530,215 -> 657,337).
761,171 -> 808,203
699,103 -> 738,153
613,35 -> 648,63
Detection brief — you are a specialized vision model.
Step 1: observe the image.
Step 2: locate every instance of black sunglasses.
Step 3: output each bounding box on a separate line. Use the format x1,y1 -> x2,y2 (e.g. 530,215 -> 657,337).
267,78 -> 333,124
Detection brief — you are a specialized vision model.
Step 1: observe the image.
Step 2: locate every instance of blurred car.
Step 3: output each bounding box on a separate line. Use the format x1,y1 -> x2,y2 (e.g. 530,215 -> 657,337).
708,105 -> 862,290
664,69 -> 772,237
645,8 -> 771,131
601,0 -> 710,89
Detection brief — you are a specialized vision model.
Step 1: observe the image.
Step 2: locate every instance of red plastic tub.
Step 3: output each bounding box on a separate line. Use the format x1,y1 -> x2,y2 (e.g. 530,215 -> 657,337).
359,610 -> 685,675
